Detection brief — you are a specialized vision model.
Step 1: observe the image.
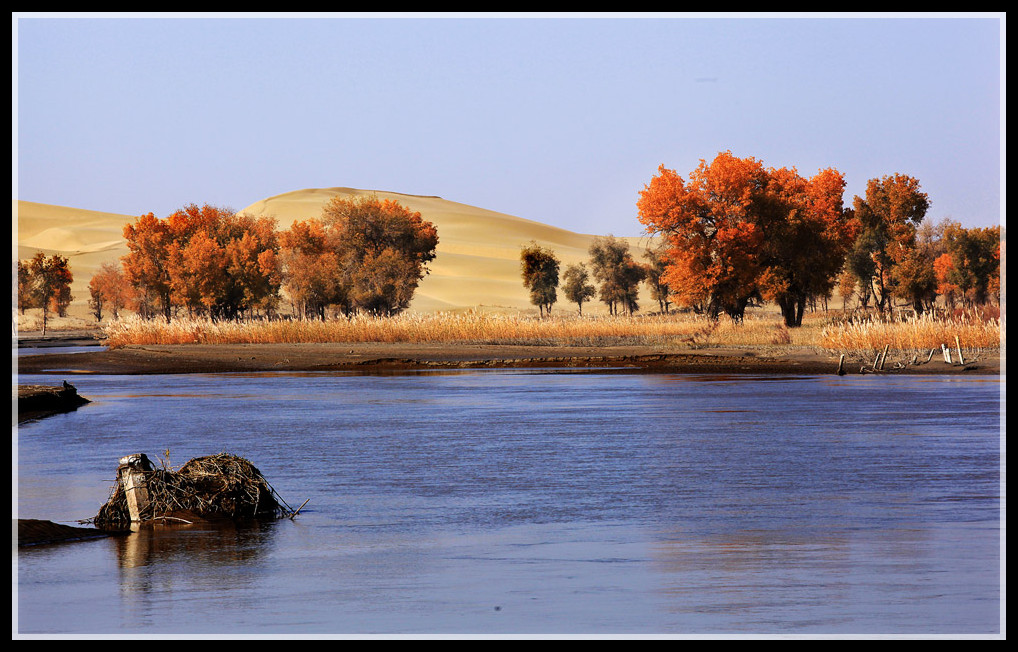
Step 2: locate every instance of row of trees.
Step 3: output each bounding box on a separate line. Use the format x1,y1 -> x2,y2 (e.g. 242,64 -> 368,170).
636,151 -> 1001,327
20,159 -> 1000,328
520,235 -> 665,317
87,195 -> 439,323
841,214 -> 1001,315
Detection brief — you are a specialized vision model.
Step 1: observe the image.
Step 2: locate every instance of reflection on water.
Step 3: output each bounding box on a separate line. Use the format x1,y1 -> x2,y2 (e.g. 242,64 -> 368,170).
15,370 -> 1002,635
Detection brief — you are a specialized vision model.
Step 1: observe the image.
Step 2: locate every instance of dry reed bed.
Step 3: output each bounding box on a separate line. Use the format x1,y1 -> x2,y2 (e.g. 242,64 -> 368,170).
101,310 -> 1001,354
818,312 -> 1002,353
103,312 -> 809,348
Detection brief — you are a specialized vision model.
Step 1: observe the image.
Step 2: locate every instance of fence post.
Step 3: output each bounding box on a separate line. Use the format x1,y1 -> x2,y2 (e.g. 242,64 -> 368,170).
117,453 -> 154,523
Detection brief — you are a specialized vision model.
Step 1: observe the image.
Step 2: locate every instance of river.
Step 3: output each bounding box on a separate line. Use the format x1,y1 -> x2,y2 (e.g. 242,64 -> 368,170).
14,369 -> 1003,636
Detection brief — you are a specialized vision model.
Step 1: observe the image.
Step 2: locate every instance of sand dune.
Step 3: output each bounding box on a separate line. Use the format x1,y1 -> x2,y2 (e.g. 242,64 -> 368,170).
238,187 -> 659,314
15,188 -> 659,319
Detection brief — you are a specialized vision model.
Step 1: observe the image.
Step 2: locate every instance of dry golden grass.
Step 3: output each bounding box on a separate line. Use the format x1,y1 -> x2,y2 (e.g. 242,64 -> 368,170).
817,310 -> 1002,353
100,307 -> 1001,355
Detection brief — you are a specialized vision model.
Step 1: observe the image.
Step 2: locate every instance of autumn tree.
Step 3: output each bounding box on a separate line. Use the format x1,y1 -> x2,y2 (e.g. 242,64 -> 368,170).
122,205 -> 281,321
561,262 -> 596,315
279,218 -> 347,319
836,265 -> 858,312
933,253 -> 961,310
637,152 -> 856,326
849,174 -> 930,313
636,154 -> 767,322
753,166 -> 857,326
122,212 -> 174,321
891,248 -> 938,314
17,260 -> 34,314
588,235 -> 646,316
321,195 -> 439,316
937,223 -> 1001,307
88,261 -> 134,322
21,252 -> 74,335
163,204 -> 281,319
520,242 -> 560,317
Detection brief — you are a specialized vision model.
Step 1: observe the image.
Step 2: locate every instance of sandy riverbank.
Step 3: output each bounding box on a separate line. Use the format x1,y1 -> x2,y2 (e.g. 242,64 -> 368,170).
15,340 -> 1000,377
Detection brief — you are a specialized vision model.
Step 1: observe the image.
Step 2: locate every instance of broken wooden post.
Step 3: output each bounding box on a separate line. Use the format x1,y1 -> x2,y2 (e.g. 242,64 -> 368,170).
955,336 -> 965,365
837,354 -> 846,376
942,343 -> 952,364
878,344 -> 889,371
117,454 -> 154,523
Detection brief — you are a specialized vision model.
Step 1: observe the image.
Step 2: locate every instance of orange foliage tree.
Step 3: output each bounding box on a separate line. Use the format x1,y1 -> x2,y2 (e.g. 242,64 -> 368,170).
20,252 -> 74,335
122,205 -> 281,321
121,212 -> 174,321
933,253 -> 962,309
637,151 -> 855,326
279,217 -> 347,319
937,222 -> 1001,308
321,195 -> 439,316
846,174 -> 930,312
88,260 -> 135,322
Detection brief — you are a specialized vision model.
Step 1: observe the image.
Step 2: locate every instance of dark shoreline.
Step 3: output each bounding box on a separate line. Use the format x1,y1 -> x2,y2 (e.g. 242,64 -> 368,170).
16,519 -> 118,547
16,383 -> 91,423
15,340 -> 1000,377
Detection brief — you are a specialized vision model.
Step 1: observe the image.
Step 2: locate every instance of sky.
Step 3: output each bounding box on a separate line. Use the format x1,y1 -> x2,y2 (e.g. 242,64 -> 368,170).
13,12 -> 1004,236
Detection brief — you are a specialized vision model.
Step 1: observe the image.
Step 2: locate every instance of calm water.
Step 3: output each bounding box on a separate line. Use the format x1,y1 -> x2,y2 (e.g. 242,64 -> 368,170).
15,369 -> 1003,636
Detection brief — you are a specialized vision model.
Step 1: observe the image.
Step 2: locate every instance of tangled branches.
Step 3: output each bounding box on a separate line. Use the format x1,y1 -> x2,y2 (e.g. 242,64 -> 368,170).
93,453 -> 291,531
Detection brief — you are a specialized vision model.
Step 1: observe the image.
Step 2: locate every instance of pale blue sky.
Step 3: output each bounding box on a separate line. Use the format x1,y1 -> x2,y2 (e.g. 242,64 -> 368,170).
14,13 -> 1004,235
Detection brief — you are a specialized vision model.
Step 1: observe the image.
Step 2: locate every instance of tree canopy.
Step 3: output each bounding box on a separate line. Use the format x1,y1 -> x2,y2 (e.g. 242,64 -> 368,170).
122,204 -> 282,321
520,241 -> 560,317
847,173 -> 931,313
588,235 -> 646,316
561,262 -> 596,315
19,252 -> 73,334
119,196 -> 437,321
320,195 -> 439,316
637,151 -> 856,326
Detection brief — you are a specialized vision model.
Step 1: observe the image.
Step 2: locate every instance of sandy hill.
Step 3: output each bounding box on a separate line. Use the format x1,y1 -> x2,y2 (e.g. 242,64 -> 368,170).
15,189 -> 659,320
238,187 -> 659,313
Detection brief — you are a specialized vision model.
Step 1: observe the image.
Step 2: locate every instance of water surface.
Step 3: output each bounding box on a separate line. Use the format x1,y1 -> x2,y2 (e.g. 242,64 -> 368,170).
15,370 -> 1002,636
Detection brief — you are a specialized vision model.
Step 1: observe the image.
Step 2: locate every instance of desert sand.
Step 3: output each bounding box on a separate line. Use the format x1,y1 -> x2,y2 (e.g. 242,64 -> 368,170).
14,188 -> 660,321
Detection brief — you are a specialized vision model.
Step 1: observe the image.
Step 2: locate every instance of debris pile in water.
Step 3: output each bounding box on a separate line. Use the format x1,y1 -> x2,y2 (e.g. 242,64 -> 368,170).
93,453 -> 293,530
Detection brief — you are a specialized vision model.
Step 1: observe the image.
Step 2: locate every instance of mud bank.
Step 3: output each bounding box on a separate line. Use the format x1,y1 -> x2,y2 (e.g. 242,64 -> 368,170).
16,383 -> 91,423
15,341 -> 999,377
16,519 -> 117,547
